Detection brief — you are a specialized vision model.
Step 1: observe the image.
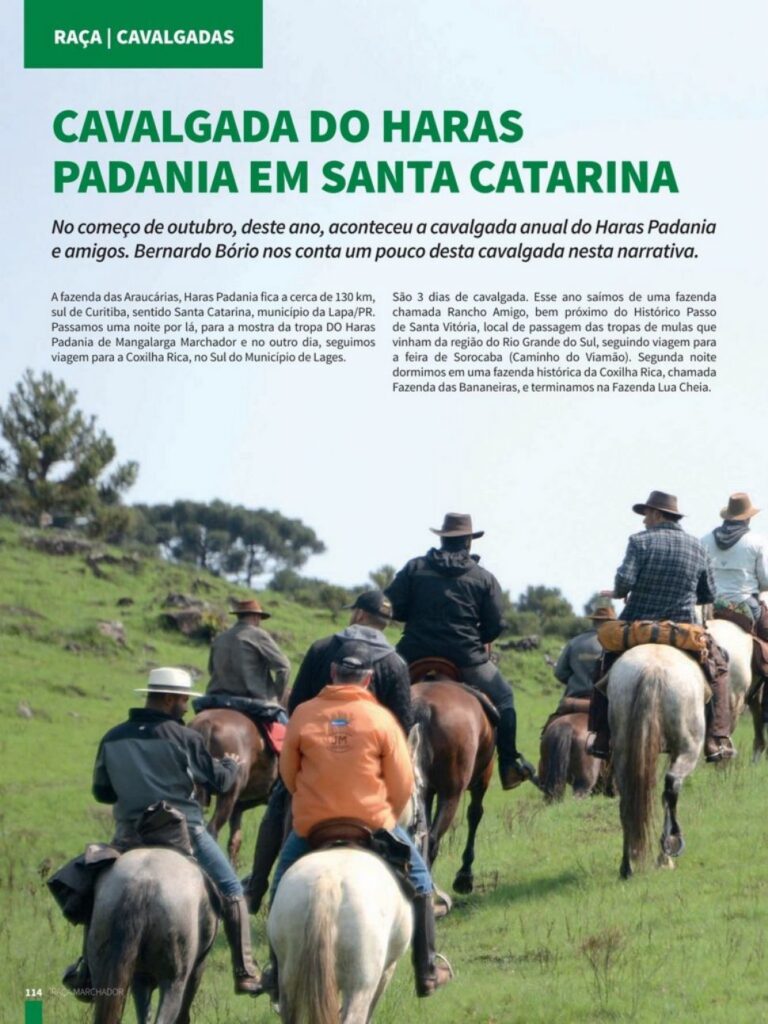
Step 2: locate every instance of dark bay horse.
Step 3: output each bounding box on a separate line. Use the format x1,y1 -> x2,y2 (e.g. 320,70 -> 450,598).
189,709 -> 277,865
410,665 -> 496,895
538,698 -> 604,802
89,847 -> 216,1024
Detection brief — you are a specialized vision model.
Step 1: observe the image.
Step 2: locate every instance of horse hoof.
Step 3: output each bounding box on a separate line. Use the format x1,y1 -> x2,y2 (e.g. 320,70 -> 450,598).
452,873 -> 474,895
662,834 -> 685,858
656,853 -> 676,870
433,887 -> 453,917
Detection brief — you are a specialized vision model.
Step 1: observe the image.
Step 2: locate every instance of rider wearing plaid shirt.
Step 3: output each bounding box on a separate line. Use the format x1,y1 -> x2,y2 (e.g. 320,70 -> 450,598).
588,490 -> 734,764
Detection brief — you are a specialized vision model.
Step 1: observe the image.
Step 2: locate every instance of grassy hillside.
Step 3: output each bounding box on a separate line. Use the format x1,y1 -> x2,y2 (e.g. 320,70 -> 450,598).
1,517 -> 767,1024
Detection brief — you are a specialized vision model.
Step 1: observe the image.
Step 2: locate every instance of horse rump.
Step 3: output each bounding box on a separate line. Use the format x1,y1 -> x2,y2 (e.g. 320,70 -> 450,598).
270,868 -> 341,1024
539,717 -> 573,802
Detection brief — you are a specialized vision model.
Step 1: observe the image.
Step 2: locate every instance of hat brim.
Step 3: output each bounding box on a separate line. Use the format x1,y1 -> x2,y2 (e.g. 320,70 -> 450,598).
230,610 -> 271,619
430,528 -> 485,538
342,601 -> 393,618
720,505 -> 759,521
134,687 -> 203,696
632,503 -> 684,518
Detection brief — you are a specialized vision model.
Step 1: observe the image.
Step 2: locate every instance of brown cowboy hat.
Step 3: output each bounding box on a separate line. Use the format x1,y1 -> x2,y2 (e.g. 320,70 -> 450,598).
588,605 -> 616,622
430,513 -> 484,539
230,598 -> 271,619
632,490 -> 684,518
720,492 -> 760,521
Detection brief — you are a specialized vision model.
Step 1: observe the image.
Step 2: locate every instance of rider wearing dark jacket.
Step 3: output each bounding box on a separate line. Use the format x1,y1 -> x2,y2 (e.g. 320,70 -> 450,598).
385,513 -> 534,791
245,590 -> 412,914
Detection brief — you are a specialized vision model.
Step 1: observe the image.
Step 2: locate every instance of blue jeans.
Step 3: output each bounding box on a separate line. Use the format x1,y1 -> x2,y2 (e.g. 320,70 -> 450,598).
190,824 -> 243,898
270,824 -> 432,901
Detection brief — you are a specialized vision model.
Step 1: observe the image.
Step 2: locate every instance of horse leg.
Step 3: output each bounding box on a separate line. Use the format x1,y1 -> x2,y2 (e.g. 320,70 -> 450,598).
428,793 -> 460,866
453,767 -> 491,894
657,747 -> 698,867
131,978 -> 153,1024
207,784 -> 238,846
228,805 -> 243,867
364,964 -> 397,1023
751,699 -> 766,763
153,979 -> 190,1024
341,987 -> 379,1024
174,962 -> 207,1024
658,772 -> 684,867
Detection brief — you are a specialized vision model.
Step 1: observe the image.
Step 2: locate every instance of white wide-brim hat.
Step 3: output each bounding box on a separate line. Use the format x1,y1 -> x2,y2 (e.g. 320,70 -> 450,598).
135,666 -> 202,696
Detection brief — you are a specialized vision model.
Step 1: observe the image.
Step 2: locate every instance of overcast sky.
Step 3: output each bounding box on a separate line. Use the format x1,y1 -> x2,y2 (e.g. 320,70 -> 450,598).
3,1 -> 767,609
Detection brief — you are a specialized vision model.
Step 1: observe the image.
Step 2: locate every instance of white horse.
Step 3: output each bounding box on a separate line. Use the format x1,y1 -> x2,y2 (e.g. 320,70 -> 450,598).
608,645 -> 707,879
267,847 -> 412,1024
705,617 -> 761,757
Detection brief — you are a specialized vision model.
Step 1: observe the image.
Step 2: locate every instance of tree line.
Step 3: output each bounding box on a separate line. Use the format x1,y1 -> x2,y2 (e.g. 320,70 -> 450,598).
0,371 -> 592,637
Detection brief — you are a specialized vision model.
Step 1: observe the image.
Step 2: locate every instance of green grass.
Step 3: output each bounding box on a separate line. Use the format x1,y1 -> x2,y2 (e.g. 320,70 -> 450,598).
1,516 -> 767,1023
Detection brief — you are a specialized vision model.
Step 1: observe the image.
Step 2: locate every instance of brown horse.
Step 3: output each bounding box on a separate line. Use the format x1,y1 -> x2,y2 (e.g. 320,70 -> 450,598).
410,664 -> 496,895
188,709 -> 277,865
538,698 -> 604,802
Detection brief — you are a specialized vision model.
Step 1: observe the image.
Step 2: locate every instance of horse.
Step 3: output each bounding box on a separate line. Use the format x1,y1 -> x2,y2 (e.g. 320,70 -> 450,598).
538,698 -> 604,802
705,616 -> 760,757
607,644 -> 707,879
410,666 -> 496,895
188,709 -> 277,865
267,847 -> 412,1024
88,847 -> 217,1024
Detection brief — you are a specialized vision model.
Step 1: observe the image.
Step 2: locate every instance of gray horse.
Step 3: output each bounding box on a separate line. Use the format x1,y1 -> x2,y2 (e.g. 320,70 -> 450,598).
88,847 -> 217,1024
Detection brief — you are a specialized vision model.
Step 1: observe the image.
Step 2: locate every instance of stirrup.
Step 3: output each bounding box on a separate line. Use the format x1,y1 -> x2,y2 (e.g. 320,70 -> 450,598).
586,733 -> 610,761
705,738 -> 736,764
418,954 -> 454,997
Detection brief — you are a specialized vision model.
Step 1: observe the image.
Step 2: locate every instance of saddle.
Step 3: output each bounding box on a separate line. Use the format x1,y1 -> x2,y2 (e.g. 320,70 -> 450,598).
305,818 -> 416,899
192,694 -> 288,754
408,658 -> 500,727
48,802 -> 220,926
713,607 -> 768,690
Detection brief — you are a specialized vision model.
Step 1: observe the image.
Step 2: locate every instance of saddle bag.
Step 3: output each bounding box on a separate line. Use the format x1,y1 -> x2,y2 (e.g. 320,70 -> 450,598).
597,620 -> 708,661
136,800 -> 194,856
47,843 -> 121,924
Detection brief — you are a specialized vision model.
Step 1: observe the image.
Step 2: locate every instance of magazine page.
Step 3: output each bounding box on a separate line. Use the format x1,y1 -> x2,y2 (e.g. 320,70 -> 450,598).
3,2 -> 767,1022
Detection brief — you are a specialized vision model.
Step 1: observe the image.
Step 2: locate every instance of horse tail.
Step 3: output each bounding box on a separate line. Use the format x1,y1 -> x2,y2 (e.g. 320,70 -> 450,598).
621,665 -> 664,863
411,701 -> 434,776
540,720 -> 571,802
282,873 -> 340,1024
92,891 -> 148,1024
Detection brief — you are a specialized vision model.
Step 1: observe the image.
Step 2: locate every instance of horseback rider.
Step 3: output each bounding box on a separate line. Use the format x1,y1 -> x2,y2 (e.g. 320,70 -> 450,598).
553,605 -> 616,701
701,492 -> 768,724
587,490 -> 735,764
207,598 -> 290,708
265,642 -> 452,999
62,668 -> 261,999
385,512 -> 535,789
245,589 -> 412,913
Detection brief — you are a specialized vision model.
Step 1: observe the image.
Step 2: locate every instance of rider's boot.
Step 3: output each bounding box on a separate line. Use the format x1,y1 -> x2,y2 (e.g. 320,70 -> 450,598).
245,807 -> 285,914
586,688 -> 611,760
412,893 -> 453,997
221,895 -> 261,994
62,930 -> 93,1003
496,707 -> 535,790
703,641 -> 736,763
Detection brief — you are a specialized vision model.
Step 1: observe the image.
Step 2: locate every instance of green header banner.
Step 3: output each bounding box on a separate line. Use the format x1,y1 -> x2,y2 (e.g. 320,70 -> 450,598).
24,0 -> 263,69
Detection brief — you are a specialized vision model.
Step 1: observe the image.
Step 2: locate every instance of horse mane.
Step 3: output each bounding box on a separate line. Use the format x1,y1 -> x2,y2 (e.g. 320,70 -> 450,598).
281,872 -> 340,1024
